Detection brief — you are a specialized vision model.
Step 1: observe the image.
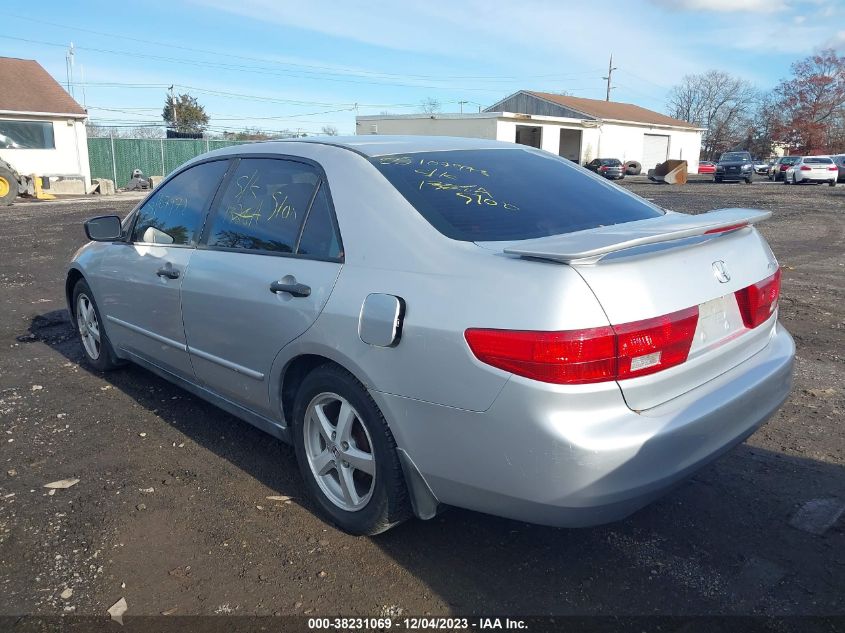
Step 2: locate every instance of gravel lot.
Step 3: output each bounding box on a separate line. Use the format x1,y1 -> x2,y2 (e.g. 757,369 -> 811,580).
0,179 -> 843,621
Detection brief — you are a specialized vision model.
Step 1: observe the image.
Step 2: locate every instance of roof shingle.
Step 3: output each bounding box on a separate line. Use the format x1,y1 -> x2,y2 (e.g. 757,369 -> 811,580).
527,91 -> 695,128
0,57 -> 86,116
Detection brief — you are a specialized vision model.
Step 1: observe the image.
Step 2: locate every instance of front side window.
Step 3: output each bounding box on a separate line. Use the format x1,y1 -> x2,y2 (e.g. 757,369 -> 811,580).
207,159 -> 320,254
132,160 -> 228,245
0,120 -> 55,149
370,149 -> 663,242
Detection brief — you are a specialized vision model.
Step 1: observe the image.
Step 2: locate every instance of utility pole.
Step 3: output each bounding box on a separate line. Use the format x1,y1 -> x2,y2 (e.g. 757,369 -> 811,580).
458,100 -> 468,114
65,42 -> 75,97
602,53 -> 617,102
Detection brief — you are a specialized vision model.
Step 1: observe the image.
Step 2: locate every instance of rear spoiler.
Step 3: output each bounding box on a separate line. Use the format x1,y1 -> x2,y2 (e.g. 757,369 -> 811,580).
501,208 -> 772,264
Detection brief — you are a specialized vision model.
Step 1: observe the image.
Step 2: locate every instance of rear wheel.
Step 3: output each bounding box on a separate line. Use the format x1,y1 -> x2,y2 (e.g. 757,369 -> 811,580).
830,180 -> 837,187
714,177 -> 722,183
72,279 -> 123,371
292,364 -> 411,535
0,161 -> 17,206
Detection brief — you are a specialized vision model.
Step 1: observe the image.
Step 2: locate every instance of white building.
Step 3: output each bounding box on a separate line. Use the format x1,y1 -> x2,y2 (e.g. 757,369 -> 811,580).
357,90 -> 703,173
0,57 -> 91,190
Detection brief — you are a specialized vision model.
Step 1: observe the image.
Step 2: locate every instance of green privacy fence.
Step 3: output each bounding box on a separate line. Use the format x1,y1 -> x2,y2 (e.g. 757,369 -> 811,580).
88,137 -> 250,188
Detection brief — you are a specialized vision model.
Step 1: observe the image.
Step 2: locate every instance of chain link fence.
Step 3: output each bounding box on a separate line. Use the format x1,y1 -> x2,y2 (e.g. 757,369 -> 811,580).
88,137 -> 250,188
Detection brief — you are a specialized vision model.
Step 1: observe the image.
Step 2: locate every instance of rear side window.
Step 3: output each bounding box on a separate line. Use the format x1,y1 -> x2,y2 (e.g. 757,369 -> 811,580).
207,158 -> 319,253
132,159 -> 228,245
297,184 -> 342,259
370,149 -> 663,242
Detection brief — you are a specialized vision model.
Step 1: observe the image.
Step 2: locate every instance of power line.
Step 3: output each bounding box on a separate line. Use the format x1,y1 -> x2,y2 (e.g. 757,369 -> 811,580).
0,32 -> 603,93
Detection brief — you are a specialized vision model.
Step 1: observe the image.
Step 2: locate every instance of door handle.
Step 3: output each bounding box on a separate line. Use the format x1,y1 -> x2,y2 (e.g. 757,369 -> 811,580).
156,267 -> 180,280
270,280 -> 311,297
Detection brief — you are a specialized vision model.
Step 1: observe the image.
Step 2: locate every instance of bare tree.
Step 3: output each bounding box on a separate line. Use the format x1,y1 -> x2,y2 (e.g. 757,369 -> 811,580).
667,71 -> 759,159
772,49 -> 845,154
320,125 -> 339,136
420,97 -> 441,114
129,126 -> 165,139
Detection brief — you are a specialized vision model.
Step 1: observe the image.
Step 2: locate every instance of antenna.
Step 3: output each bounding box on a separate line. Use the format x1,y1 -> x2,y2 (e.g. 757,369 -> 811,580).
602,53 -> 617,101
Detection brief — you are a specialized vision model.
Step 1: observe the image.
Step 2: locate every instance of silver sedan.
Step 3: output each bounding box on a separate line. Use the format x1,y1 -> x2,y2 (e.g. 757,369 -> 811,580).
68,137 -> 794,534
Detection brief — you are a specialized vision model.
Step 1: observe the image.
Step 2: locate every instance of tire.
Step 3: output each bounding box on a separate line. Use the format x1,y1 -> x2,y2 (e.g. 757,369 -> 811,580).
623,161 -> 641,176
714,177 -> 722,183
830,180 -> 836,187
0,160 -> 17,206
71,279 -> 123,371
745,176 -> 753,184
292,364 -> 412,535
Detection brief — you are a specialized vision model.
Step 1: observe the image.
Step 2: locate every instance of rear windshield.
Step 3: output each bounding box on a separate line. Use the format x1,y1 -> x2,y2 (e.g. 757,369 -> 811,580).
600,159 -> 622,166
780,157 -> 799,164
804,157 -> 832,164
370,149 -> 663,242
719,152 -> 751,162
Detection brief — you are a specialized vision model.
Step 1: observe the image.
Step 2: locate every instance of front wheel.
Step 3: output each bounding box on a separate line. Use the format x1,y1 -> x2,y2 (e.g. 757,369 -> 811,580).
0,162 -> 17,206
745,176 -> 753,184
292,364 -> 412,535
72,279 -> 123,371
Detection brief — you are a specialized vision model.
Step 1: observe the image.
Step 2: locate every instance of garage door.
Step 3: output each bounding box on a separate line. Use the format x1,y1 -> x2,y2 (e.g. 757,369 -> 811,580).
642,134 -> 669,171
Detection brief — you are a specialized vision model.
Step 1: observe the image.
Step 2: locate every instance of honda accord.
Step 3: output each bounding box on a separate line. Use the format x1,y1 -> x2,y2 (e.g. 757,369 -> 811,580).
67,137 -> 795,534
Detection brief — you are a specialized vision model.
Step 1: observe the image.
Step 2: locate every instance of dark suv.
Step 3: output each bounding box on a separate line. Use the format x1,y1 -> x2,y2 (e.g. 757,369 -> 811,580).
715,151 -> 754,184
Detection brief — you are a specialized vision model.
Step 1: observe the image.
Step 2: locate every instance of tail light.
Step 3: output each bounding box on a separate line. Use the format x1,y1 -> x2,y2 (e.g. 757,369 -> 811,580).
599,166 -> 608,172
800,166 -> 812,171
829,166 -> 839,171
780,165 -> 788,171
735,269 -> 781,329
465,306 -> 699,385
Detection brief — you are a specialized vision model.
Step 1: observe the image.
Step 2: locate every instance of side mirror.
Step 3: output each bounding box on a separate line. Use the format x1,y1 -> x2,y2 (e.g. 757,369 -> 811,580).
84,215 -> 122,241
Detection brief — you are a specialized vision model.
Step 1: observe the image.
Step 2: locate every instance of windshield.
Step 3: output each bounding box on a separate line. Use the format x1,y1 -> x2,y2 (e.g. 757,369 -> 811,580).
370,149 -> 664,242
720,152 -> 751,162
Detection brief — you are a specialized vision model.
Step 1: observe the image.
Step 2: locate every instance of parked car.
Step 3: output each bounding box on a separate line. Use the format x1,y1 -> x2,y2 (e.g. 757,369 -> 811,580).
784,156 -> 838,186
585,158 -> 625,180
67,137 -> 794,535
715,151 -> 755,183
753,158 -> 769,175
768,156 -> 800,181
698,161 -> 716,174
832,154 -> 845,183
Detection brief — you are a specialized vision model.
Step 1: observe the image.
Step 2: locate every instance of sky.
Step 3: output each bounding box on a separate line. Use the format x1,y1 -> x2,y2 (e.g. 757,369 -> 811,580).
2,0 -> 843,136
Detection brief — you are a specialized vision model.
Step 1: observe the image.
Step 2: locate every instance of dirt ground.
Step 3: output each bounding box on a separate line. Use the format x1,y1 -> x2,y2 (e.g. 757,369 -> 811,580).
0,179 -> 843,623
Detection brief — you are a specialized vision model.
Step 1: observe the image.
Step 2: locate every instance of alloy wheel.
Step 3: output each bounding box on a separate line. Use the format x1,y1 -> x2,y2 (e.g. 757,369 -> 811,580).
303,392 -> 376,511
76,293 -> 101,360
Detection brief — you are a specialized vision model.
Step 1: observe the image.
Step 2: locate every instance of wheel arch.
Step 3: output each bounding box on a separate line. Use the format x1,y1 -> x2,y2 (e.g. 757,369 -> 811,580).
277,351 -> 441,521
65,267 -> 86,316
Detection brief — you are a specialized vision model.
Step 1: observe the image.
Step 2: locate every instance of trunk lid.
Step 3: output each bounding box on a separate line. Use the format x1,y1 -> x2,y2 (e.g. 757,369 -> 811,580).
493,209 -> 780,410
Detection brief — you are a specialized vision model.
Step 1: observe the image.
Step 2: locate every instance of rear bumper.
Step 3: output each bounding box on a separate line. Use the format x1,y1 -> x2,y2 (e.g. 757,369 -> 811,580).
375,323 -> 794,527
795,173 -> 835,182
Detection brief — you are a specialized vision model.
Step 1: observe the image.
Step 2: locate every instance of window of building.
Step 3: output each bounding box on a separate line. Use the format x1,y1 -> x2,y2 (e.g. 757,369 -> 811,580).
0,120 -> 55,149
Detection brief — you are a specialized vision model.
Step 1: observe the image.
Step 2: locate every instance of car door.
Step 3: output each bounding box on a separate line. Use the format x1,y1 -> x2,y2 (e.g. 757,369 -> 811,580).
97,159 -> 230,379
180,157 -> 344,417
